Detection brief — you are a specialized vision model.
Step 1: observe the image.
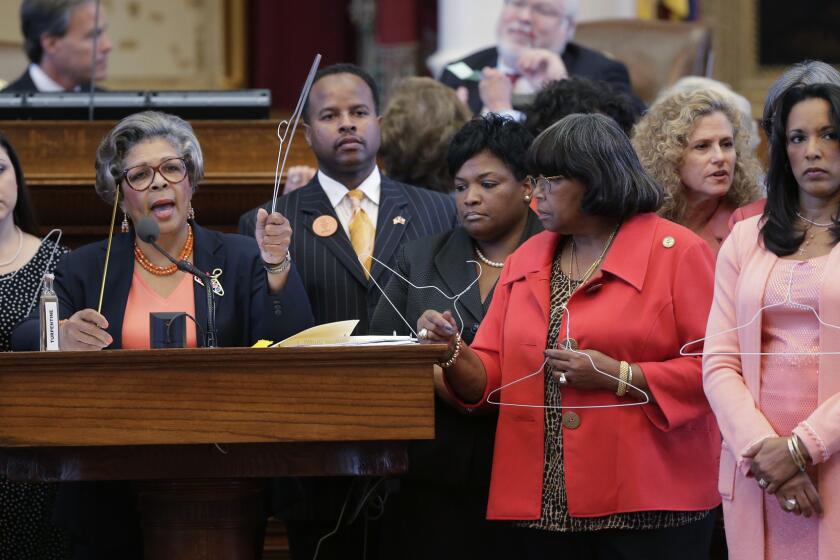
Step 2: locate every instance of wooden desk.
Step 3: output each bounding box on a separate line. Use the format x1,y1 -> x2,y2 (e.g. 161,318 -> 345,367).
0,345 -> 443,560
0,120 -> 317,247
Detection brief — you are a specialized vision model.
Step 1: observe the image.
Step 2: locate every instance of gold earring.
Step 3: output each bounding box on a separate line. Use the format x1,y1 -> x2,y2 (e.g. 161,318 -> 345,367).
121,213 -> 130,233
188,206 -> 195,221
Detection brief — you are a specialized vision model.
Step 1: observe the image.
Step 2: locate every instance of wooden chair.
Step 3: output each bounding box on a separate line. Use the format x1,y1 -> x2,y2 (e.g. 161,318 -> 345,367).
574,18 -> 712,105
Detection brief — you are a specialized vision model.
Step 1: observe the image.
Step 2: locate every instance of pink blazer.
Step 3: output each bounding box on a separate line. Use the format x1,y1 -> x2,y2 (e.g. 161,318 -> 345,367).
703,216 -> 840,559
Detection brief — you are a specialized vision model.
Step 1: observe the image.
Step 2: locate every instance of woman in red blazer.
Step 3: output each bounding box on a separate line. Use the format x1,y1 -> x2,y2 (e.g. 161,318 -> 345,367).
418,114 -> 721,558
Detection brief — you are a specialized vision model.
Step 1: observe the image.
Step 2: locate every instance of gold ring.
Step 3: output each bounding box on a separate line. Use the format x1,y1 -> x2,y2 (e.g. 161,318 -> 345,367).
417,328 -> 429,340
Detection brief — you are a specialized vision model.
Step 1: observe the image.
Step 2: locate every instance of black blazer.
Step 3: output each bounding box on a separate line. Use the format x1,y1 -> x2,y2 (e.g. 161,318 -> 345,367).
1,70 -> 37,93
439,43 -> 639,114
1,68 -> 108,93
12,223 -> 314,350
368,213 -> 543,486
238,174 -> 458,335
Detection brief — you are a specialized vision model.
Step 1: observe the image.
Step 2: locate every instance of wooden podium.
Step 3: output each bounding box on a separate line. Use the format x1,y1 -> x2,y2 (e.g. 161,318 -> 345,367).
0,345 -> 444,559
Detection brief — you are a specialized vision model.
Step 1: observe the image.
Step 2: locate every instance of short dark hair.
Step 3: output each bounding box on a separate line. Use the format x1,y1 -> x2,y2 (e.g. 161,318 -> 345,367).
21,0 -> 88,64
524,77 -> 641,137
0,130 -> 40,235
526,113 -> 663,220
302,63 -> 380,123
761,83 -> 840,256
447,114 -> 533,181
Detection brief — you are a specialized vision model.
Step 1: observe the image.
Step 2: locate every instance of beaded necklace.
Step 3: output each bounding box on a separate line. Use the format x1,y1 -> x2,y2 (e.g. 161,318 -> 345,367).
474,246 -> 505,268
134,225 -> 194,276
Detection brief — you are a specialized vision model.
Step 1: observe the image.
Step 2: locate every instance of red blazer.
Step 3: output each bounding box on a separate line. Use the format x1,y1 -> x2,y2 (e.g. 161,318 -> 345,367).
451,213 -> 722,520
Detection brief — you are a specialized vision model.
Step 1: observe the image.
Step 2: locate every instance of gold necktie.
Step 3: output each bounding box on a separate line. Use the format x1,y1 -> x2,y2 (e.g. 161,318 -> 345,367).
347,189 -> 375,278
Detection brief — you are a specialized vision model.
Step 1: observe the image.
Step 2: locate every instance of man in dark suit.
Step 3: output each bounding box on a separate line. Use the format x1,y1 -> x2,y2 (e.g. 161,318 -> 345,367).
239,64 -> 456,558
2,0 -> 112,93
439,0 -> 638,115
239,63 -> 457,336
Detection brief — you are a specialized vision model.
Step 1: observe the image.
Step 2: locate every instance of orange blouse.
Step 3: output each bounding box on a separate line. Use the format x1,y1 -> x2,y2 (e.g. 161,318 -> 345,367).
122,269 -> 198,349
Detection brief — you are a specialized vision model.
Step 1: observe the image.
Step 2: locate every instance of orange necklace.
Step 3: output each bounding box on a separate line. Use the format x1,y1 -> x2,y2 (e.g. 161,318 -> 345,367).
134,225 -> 194,276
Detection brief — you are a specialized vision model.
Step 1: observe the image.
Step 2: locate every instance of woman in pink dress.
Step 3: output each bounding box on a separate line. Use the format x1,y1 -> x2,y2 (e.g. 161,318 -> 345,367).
633,88 -> 762,255
703,83 -> 840,559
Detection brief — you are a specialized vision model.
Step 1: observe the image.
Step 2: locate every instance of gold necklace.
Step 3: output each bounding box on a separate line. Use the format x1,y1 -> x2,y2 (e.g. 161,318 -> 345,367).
568,225 -> 619,284
797,225 -> 831,257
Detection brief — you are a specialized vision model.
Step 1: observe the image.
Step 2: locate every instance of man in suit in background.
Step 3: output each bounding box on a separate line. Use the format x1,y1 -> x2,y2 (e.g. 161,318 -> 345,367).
439,0 -> 638,116
239,62 -> 456,559
2,0 -> 112,93
240,63 -> 457,336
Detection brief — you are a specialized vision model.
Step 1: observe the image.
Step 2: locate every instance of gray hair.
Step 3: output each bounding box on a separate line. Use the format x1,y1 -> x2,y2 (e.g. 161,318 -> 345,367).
21,0 -> 89,64
763,60 -> 840,134
95,111 -> 205,205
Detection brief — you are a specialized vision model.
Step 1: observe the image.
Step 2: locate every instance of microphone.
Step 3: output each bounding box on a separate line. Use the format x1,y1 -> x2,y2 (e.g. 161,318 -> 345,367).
135,217 -> 218,348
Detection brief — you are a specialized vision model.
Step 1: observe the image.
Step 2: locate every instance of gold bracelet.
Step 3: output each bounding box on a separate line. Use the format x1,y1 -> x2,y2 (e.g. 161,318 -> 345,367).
788,435 -> 807,472
616,360 -> 629,397
439,333 -> 462,368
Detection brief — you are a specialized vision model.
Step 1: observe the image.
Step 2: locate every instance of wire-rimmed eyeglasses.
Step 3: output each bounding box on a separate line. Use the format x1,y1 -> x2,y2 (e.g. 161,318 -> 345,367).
526,175 -> 565,195
122,157 -> 188,191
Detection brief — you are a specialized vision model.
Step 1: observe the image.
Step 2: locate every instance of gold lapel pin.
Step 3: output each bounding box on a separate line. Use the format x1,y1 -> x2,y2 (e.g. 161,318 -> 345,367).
393,216 -> 406,225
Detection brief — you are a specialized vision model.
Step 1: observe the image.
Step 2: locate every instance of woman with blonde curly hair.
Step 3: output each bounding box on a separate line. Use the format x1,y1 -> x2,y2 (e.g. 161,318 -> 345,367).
633,89 -> 762,253
380,76 -> 472,193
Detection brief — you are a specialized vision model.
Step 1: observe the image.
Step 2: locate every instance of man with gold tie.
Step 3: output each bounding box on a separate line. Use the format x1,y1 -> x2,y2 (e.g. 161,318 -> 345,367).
238,62 -> 456,560
240,64 -> 456,337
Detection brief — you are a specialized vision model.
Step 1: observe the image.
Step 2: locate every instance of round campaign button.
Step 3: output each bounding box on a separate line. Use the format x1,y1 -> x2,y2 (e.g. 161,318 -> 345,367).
313,215 -> 338,237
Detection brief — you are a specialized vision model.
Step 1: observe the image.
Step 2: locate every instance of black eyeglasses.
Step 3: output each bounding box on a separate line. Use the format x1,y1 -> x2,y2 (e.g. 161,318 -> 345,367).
526,175 -> 565,195
122,157 -> 188,191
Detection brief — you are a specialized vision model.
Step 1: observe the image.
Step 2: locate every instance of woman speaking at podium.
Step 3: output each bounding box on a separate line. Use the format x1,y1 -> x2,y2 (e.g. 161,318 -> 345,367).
13,110 -> 313,351
11,110 -> 314,558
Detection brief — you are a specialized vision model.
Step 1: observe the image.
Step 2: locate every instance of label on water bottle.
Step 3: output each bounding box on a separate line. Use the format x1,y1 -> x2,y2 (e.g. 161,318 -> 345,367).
44,301 -> 60,351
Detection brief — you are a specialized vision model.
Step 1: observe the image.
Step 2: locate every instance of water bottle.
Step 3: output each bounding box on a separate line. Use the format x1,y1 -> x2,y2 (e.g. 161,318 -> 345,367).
39,273 -> 60,351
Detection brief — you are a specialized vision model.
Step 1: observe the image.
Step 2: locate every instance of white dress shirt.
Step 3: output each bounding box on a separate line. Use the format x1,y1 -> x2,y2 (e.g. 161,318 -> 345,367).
318,167 -> 381,238
28,64 -> 76,92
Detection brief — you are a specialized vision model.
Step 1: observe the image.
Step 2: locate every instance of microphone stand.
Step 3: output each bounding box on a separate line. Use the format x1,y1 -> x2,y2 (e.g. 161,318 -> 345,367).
149,241 -> 218,348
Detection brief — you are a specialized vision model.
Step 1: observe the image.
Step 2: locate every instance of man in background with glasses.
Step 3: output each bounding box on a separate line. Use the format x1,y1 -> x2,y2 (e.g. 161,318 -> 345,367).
439,0 -> 638,118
